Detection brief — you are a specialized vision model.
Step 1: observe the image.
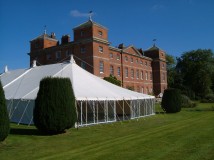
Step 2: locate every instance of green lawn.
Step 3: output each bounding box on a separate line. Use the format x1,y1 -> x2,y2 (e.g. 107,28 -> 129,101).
0,103 -> 214,160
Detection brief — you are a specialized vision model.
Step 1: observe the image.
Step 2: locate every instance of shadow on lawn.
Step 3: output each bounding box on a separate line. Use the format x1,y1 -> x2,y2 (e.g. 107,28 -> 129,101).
10,128 -> 43,136
155,111 -> 166,114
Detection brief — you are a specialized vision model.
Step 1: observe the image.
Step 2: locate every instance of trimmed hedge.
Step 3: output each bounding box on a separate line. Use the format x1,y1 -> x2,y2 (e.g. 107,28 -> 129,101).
161,88 -> 182,113
33,77 -> 76,134
0,81 -> 10,141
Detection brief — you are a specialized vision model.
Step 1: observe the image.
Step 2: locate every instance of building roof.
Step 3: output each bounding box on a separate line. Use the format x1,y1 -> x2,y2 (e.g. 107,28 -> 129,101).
73,19 -> 108,30
30,33 -> 58,42
145,44 -> 165,52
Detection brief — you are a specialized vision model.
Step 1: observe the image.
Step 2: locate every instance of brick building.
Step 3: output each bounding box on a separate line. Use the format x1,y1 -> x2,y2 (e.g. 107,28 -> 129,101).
29,19 -> 167,96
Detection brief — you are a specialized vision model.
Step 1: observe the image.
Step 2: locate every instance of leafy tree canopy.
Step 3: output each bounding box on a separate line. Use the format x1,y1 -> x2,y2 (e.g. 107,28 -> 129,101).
176,49 -> 214,98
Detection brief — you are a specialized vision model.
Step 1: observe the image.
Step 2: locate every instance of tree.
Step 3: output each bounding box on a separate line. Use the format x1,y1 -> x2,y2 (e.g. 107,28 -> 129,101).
0,81 -> 10,141
161,88 -> 182,113
33,77 -> 76,134
176,49 -> 214,98
166,54 -> 176,88
104,75 -> 121,86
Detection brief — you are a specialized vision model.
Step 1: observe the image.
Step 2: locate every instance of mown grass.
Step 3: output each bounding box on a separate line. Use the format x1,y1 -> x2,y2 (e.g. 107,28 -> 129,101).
0,103 -> 214,160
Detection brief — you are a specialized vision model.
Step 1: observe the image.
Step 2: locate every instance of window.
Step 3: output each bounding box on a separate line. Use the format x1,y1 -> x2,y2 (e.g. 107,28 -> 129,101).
145,61 -> 147,66
56,51 -> 61,60
150,88 -> 153,93
137,86 -> 140,92
99,61 -> 104,73
65,50 -> 71,57
141,71 -> 143,80
110,65 -> 114,75
125,68 -> 128,78
162,63 -> 165,68
150,72 -> 152,80
81,46 -> 86,53
145,72 -> 148,80
131,57 -> 133,63
81,31 -> 84,37
140,60 -> 143,65
98,31 -> 103,37
162,73 -> 165,81
46,53 -> 51,60
117,54 -> 120,60
99,46 -> 103,53
131,69 -> 134,79
136,59 -> 138,64
147,87 -> 149,94
109,53 -> 113,58
142,87 -> 144,93
81,62 -> 86,69
125,56 -> 128,62
136,70 -> 139,79
117,67 -> 120,76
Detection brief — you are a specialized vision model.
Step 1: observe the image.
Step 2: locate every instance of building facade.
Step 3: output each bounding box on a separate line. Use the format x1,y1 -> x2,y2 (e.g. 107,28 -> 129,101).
29,19 -> 167,96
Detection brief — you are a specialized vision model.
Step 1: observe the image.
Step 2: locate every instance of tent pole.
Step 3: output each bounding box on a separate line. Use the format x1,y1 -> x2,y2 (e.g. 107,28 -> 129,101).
81,101 -> 83,126
75,100 -> 79,129
96,101 -> 98,123
86,101 -> 87,125
106,101 -> 108,122
114,101 -> 116,122
93,101 -> 95,124
123,100 -> 124,121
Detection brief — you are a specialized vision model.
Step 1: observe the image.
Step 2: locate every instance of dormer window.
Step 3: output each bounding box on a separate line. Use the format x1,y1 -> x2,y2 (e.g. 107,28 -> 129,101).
98,31 -> 103,37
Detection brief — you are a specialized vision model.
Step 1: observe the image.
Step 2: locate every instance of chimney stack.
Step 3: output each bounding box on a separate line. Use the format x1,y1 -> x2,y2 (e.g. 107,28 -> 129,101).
50,32 -> 56,39
61,35 -> 70,44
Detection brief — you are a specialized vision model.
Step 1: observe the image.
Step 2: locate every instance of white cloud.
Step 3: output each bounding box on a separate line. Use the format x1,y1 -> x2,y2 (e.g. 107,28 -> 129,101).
70,10 -> 94,18
151,4 -> 165,11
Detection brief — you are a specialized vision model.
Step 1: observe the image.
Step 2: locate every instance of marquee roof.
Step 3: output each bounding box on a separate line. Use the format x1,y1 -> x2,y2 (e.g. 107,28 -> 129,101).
0,57 -> 154,101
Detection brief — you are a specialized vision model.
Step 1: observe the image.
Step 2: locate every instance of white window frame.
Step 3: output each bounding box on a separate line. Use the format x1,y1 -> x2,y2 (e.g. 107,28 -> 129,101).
131,69 -> 134,79
117,67 -> 120,76
99,46 -> 103,53
110,65 -> 114,75
100,61 -> 104,73
109,53 -> 113,59
136,70 -> 139,79
125,68 -> 128,78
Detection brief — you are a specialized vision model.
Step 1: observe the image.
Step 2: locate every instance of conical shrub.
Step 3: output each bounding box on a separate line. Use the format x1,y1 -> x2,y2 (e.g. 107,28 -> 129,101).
33,77 -> 76,134
161,88 -> 182,113
0,81 -> 10,141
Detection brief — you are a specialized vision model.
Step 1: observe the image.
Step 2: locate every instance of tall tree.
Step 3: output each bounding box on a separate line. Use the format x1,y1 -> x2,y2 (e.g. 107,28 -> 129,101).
166,54 -> 176,88
176,49 -> 214,98
0,81 -> 10,141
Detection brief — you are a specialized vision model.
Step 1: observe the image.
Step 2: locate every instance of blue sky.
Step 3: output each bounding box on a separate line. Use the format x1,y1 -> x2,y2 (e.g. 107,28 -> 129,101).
0,0 -> 214,73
